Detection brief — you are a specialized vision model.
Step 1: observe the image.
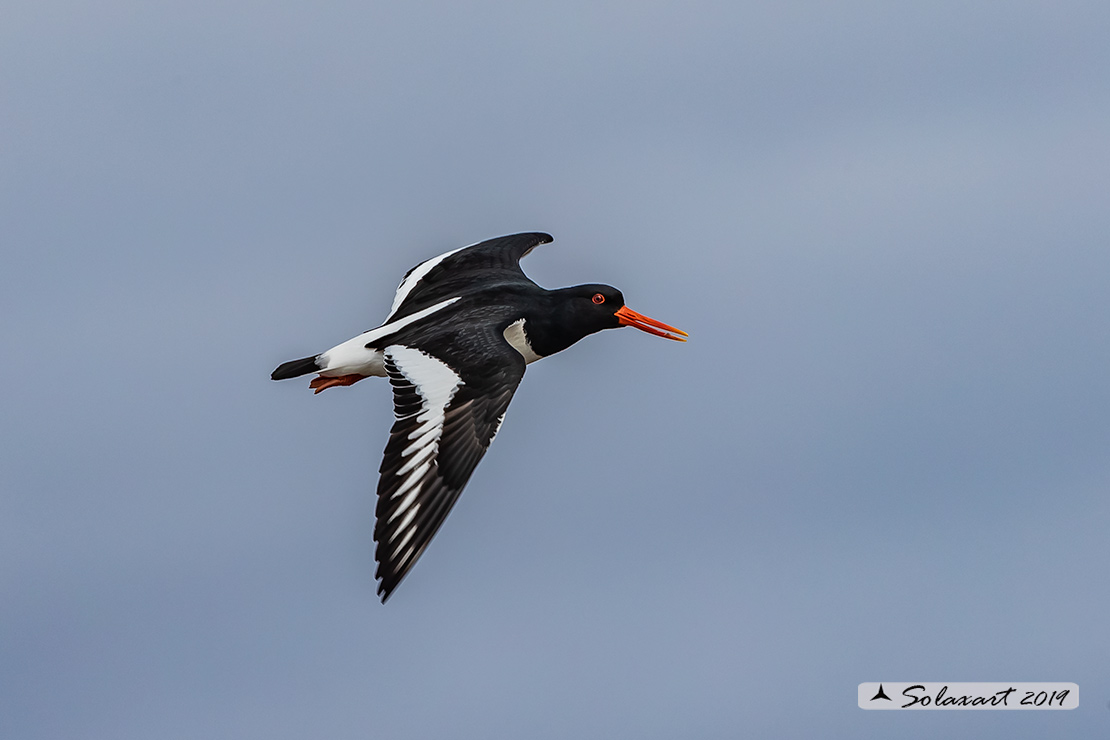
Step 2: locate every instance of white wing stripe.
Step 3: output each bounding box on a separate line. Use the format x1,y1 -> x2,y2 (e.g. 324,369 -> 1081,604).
391,526 -> 417,557
319,298 -> 460,375
390,460 -> 431,501
382,346 -> 464,531
397,441 -> 435,473
405,424 -> 439,449
387,486 -> 421,522
390,506 -> 420,542
386,246 -> 467,320
367,297 -> 460,345
394,545 -> 417,569
489,411 -> 508,443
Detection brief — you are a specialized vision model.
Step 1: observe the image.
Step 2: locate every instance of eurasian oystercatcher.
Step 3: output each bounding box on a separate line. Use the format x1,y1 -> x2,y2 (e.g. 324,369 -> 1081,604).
272,232 -> 687,601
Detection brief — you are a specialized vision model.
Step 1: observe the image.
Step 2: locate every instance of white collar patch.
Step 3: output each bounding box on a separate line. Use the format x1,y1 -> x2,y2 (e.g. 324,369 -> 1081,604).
503,318 -> 543,364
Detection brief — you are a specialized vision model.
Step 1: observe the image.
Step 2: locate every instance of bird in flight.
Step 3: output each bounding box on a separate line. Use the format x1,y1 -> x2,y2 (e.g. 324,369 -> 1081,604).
272,233 -> 687,601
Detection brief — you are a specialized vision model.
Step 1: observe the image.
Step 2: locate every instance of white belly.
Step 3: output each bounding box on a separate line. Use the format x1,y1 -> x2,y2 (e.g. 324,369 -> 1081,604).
318,337 -> 387,377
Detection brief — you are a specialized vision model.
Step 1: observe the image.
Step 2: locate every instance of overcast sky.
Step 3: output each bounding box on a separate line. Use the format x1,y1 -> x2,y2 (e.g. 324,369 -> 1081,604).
3,2 -> 1109,738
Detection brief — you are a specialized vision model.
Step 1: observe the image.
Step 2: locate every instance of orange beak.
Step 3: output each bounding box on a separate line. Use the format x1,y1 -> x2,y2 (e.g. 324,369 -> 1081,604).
615,306 -> 688,342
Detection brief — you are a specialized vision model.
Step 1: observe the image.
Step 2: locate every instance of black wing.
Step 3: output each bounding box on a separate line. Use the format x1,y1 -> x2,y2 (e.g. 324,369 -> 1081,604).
373,333 -> 526,602
386,232 -> 552,323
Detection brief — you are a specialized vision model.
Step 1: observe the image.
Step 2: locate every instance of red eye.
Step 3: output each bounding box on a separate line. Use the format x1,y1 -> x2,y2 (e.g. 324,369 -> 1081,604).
592,293 -> 605,304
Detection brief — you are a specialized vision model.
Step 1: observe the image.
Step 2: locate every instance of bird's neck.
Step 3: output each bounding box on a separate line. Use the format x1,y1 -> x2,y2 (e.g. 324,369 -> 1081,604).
517,288 -> 595,358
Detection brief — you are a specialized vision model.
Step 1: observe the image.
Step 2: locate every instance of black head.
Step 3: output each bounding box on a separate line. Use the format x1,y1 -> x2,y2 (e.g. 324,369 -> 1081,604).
527,283 -> 687,357
565,283 -> 627,332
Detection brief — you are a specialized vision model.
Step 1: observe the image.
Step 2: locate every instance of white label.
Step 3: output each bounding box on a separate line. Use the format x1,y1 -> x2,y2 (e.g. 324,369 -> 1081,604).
858,682 -> 1078,710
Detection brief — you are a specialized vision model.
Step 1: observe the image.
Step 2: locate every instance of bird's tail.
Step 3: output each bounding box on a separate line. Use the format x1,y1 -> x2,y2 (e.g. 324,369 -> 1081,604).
271,355 -> 320,380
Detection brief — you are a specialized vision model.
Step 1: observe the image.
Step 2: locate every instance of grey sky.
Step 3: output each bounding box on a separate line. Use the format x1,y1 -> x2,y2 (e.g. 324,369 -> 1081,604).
3,2 -> 1109,738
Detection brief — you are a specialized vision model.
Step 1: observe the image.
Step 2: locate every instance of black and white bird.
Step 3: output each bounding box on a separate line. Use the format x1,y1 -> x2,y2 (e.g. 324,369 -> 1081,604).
271,232 -> 687,601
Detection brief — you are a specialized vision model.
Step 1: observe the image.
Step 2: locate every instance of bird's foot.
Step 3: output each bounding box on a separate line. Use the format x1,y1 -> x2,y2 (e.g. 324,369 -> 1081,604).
309,374 -> 366,394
